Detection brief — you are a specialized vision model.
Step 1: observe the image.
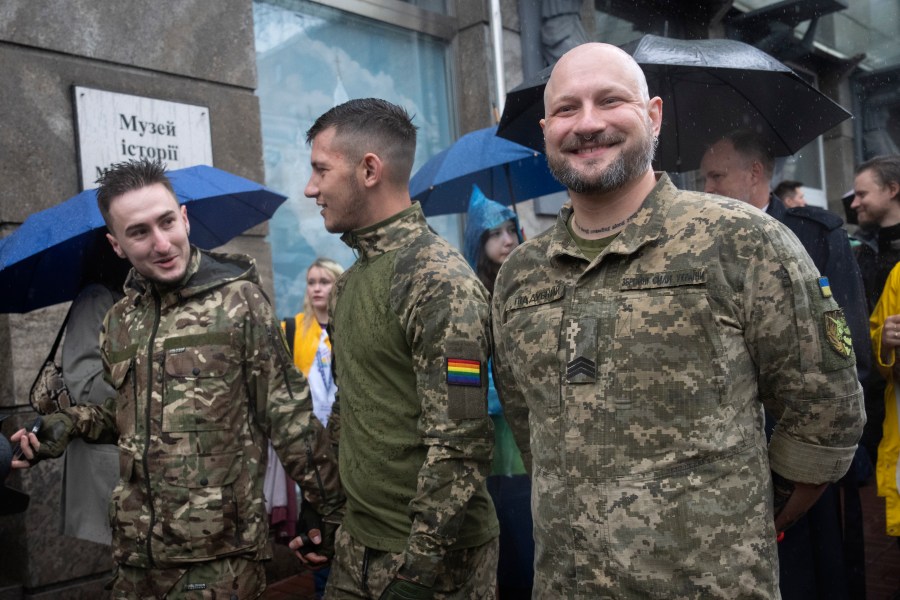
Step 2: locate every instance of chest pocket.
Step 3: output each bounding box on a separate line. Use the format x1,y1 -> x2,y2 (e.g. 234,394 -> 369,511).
610,285 -> 732,471
502,293 -> 565,413
163,345 -> 233,432
107,346 -> 138,439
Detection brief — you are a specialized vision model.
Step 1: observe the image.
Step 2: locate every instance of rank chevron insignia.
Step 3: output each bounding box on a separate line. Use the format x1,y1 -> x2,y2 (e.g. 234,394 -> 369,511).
566,356 -> 597,383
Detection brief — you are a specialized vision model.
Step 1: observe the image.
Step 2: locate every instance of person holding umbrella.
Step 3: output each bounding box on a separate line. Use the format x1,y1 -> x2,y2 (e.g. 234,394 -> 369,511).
491,42 -> 864,598
701,130 -> 874,599
10,158 -> 343,599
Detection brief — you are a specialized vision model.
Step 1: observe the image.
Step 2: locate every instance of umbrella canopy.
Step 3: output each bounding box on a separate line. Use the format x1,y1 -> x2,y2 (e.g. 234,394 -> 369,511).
0,165 -> 287,313
409,126 -> 565,216
497,35 -> 852,172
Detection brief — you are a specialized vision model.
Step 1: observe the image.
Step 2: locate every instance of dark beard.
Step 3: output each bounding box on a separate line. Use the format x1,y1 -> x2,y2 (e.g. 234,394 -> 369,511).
547,129 -> 656,194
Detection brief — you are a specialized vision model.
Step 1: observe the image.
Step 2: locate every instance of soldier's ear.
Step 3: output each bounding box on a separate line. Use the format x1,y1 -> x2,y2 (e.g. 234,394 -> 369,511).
360,153 -> 382,188
106,233 -> 126,259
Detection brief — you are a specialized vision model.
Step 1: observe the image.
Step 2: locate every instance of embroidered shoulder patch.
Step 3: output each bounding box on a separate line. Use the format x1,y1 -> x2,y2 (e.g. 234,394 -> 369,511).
818,276 -> 833,298
447,358 -> 481,387
824,309 -> 852,358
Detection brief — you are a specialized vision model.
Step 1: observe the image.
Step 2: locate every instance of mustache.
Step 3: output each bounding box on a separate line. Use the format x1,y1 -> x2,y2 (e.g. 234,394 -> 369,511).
560,134 -> 626,152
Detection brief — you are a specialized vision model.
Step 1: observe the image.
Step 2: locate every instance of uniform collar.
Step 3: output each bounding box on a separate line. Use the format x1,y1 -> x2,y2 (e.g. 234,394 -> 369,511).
123,246 -> 255,309
546,173 -> 674,263
340,203 -> 428,260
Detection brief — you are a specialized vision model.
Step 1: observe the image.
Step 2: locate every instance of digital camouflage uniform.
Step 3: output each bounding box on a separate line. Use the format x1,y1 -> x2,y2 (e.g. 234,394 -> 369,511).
328,203 -> 499,597
491,174 -> 865,599
36,248 -> 342,599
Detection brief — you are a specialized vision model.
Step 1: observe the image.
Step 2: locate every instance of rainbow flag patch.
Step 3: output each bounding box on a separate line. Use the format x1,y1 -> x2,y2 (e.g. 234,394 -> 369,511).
447,358 -> 481,387
819,276 -> 832,299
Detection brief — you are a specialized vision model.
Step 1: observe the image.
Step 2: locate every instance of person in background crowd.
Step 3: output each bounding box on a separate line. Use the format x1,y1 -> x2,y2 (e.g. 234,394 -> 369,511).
773,179 -> 807,208
11,158 -> 343,599
491,42 -> 865,598
852,155 -> 900,312
870,262 -> 900,547
268,257 -> 344,599
701,130 -> 874,599
852,156 -> 900,474
463,185 -> 533,599
300,98 -> 498,599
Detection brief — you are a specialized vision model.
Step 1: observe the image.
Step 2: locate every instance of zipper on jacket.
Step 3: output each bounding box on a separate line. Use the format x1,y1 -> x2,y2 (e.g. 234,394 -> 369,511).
143,292 -> 162,566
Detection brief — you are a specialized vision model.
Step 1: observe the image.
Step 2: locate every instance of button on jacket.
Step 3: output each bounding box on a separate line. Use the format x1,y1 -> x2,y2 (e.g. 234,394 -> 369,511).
492,174 -> 865,598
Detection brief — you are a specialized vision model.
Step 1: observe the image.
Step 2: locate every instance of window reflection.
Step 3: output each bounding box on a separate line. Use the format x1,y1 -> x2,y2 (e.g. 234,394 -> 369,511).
254,0 -> 457,316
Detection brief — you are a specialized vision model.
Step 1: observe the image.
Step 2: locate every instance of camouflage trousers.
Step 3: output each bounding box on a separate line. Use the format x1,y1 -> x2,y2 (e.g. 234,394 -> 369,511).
111,555 -> 265,599
325,527 -> 499,599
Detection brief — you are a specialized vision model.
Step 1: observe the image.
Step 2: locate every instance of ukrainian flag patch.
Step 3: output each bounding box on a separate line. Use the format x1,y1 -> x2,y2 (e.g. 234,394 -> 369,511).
818,276 -> 832,298
447,358 -> 481,387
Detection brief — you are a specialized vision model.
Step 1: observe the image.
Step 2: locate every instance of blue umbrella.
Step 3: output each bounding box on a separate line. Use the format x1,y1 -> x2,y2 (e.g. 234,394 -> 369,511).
410,126 -> 565,216
0,164 -> 287,313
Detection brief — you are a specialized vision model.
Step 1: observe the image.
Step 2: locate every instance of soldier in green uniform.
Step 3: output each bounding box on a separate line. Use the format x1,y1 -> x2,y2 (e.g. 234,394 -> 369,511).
297,98 -> 499,599
491,43 -> 865,598
11,159 -> 343,599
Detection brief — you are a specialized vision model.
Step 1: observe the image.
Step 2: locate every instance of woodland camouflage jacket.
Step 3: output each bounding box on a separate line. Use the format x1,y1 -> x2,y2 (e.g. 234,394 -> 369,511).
55,248 -> 342,568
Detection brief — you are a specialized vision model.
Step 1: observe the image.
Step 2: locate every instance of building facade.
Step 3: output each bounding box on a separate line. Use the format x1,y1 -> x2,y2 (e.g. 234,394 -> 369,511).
1,1 -> 898,597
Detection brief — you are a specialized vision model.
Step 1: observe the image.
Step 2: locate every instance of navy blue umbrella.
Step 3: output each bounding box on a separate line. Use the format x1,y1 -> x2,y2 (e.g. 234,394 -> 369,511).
0,165 -> 287,313
410,126 -> 565,216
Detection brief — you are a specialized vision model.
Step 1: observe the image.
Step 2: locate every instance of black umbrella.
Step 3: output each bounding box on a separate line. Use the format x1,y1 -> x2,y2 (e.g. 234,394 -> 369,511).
497,35 -> 852,172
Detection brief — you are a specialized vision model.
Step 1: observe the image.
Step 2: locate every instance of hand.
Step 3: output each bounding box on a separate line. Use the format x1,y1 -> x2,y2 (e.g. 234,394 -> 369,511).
772,472 -> 827,533
378,577 -> 434,600
288,529 -> 330,570
881,315 -> 900,362
9,428 -> 40,469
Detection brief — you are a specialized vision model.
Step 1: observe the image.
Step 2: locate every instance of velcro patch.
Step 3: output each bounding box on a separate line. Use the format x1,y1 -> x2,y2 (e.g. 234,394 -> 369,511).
446,340 -> 486,420
818,276 -> 833,298
184,583 -> 208,591
620,268 -> 707,290
447,358 -> 481,387
824,309 -> 852,358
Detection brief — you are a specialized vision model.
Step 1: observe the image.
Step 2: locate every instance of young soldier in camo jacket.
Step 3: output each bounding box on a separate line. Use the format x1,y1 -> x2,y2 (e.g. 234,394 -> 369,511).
12,158 -> 343,598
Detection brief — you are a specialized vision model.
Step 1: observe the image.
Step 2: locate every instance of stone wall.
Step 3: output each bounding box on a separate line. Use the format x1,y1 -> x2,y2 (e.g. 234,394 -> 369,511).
0,1 -> 267,597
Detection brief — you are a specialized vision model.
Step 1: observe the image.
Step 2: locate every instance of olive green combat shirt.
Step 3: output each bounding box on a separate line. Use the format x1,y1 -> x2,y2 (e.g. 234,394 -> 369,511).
492,174 -> 865,599
331,203 -> 499,586
47,248 -> 342,569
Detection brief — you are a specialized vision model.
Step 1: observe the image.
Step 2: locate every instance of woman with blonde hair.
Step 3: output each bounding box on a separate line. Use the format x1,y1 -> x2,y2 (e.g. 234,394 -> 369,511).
284,257 -> 345,425
267,257 -> 344,600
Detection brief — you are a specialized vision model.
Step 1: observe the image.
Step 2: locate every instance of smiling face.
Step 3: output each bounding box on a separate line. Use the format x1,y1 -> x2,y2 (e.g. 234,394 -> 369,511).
105,182 -> 191,286
851,168 -> 900,228
304,127 -> 368,233
306,266 -> 336,314
540,44 -> 661,195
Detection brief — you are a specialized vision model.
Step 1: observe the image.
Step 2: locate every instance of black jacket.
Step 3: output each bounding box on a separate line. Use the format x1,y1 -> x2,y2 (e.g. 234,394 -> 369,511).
768,194 -> 873,383
855,221 -> 900,312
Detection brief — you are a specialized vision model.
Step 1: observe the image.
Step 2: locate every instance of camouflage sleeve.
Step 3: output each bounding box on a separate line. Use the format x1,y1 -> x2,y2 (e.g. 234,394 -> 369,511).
490,271 -> 532,473
398,270 -> 494,584
34,398 -> 118,459
744,219 -> 865,484
238,283 -> 343,519
870,263 -> 900,376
